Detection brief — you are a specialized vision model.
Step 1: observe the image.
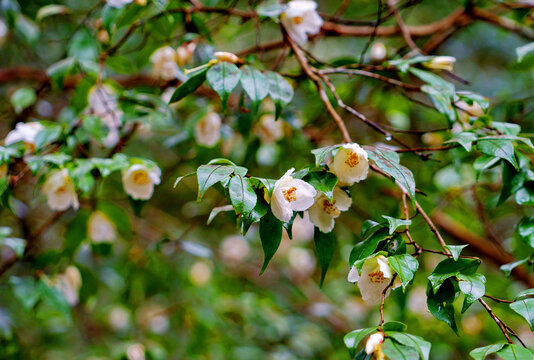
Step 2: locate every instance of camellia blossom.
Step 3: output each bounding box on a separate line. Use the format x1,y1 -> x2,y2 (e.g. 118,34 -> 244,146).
256,114 -> 284,144
87,85 -> 122,147
176,42 -> 196,68
54,266 -> 82,306
330,143 -> 369,186
270,168 -> 317,223
308,187 -> 352,233
151,46 -> 180,80
5,122 -> 44,151
370,42 -> 387,63
43,169 -> 79,211
281,1 -> 323,45
423,56 -> 456,72
455,99 -> 485,124
107,0 -> 133,8
194,112 -> 221,147
365,332 -> 385,359
347,255 -> 402,304
122,164 -> 161,200
88,211 -> 117,243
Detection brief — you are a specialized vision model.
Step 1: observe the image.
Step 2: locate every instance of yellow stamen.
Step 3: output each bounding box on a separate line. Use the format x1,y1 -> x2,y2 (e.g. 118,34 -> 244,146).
322,199 -> 339,216
132,170 -> 150,185
283,186 -> 297,202
345,151 -> 360,167
292,16 -> 304,25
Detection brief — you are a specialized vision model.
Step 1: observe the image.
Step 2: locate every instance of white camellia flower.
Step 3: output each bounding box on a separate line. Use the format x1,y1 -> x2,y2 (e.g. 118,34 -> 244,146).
194,112 -> 221,147
122,164 -> 161,200
126,343 -> 145,360
423,56 -> 456,71
271,168 -> 317,223
87,85 -> 122,147
107,0 -> 133,8
348,255 -> 402,304
365,332 -> 385,359
308,187 -> 352,233
455,99 -> 485,126
256,114 -> 284,144
43,169 -> 79,211
5,122 -> 44,151
54,266 -> 82,306
281,1 -> 323,45
330,143 -> 369,186
88,211 -> 117,243
176,42 -> 196,67
151,46 -> 180,81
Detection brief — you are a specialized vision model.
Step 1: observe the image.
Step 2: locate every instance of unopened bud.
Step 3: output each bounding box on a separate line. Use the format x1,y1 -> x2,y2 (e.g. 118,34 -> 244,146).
97,29 -> 109,44
423,56 -> 456,72
370,42 -> 387,63
214,51 -> 243,64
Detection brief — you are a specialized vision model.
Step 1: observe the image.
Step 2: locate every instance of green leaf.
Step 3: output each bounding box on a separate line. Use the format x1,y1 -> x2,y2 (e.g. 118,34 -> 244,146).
421,85 -> 456,123
382,338 -> 419,360
517,217 -> 534,248
477,139 -> 518,170
174,172 -> 195,188
15,15 -> 40,46
409,68 -> 455,94
426,279 -> 458,334
361,219 -> 384,238
428,257 -> 480,292
304,171 -> 338,201
500,257 -> 530,277
382,215 -> 411,235
196,165 -> 234,200
229,175 -> 257,215
516,42 -> 534,62
251,177 -> 276,196
387,332 -> 431,360
388,254 -> 418,290
382,321 -> 407,332
444,245 -> 469,261
240,66 -> 268,108
34,124 -> 62,149
240,199 -> 268,235
169,67 -> 209,103
36,4 -> 69,21
366,147 -> 416,201
343,327 -> 376,356
265,71 -> 294,119
469,343 -> 506,360
257,3 -> 288,18
63,210 -> 89,257
314,228 -> 335,287
456,91 -> 490,112
38,278 -> 72,319
10,87 -> 36,114
458,273 -> 486,313
259,209 -> 283,274
497,345 -> 534,360
68,28 -> 98,61
207,62 -> 241,112
207,205 -> 234,224
509,298 -> 534,330
10,277 -> 40,309
311,145 -> 341,166
0,237 -> 26,257
446,132 -> 477,152
515,288 -> 534,300
349,228 -> 389,266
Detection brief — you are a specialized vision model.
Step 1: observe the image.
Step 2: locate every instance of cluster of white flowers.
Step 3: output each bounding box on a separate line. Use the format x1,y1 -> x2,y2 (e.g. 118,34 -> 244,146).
281,1 -> 323,45
87,85 -> 122,147
151,43 -> 195,80
348,254 -> 402,304
194,111 -> 222,147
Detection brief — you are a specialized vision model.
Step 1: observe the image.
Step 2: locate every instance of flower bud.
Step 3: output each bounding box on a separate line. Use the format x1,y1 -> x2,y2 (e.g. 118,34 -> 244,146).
365,332 -> 384,354
97,29 -> 109,43
214,51 -> 243,64
423,56 -> 456,71
194,112 -> 221,147
176,42 -> 196,68
370,42 -> 387,63
88,211 -> 117,243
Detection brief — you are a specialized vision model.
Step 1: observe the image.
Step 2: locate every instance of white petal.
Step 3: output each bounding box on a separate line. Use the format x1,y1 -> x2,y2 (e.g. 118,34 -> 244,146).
376,255 -> 393,279
288,179 -> 316,211
271,194 -> 293,223
365,333 -> 384,354
347,265 -> 359,283
333,187 -> 352,211
308,201 -> 335,233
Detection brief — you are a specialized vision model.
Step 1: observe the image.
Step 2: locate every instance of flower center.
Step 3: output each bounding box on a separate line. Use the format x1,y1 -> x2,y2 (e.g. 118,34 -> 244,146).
322,199 -> 339,216
345,151 -> 360,168
368,270 -> 386,283
283,186 -> 298,202
55,185 -> 68,194
292,16 -> 304,25
132,170 -> 150,185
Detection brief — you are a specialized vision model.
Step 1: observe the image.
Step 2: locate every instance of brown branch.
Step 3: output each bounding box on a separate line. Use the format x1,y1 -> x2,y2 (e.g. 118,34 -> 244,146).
478,298 -> 513,344
379,274 -> 397,326
387,0 -> 421,54
318,68 -> 420,91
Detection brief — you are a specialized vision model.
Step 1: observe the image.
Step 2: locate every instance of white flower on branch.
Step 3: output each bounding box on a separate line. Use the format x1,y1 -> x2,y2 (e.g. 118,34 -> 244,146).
308,187 -> 352,233
281,0 -> 323,45
195,112 -> 221,147
151,46 -> 180,80
271,168 -> 317,223
176,42 -> 196,67
122,164 -> 161,200
5,122 -> 44,152
256,114 -> 284,144
54,266 -> 82,306
330,143 -> 369,186
43,169 -> 79,211
365,332 -> 385,359
88,211 -> 117,243
87,85 -> 122,147
423,56 -> 456,72
348,255 -> 401,304
106,0 -> 133,8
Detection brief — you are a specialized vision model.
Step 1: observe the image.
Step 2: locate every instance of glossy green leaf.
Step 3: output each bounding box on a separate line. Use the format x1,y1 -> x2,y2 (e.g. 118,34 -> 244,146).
444,245 -> 469,261
349,228 -> 389,266
36,4 -> 69,21
509,298 -> 534,330
382,338 -> 419,360
10,87 -> 36,114
457,273 -> 485,313
207,61 -> 241,112
500,257 -> 530,277
169,67 -> 209,103
496,345 -> 534,360
265,71 -> 294,118
428,257 -> 480,292
478,139 -> 518,170
382,215 -> 411,235
314,228 -> 335,287
38,278 -> 72,319
517,216 -> 534,248
426,280 -> 458,334
304,171 -> 338,201
387,332 -> 431,360
311,145 -> 340,166
259,209 -> 283,274
207,205 -> 233,225
382,321 -> 407,332
240,66 -> 268,107
469,343 -> 506,360
229,175 -> 257,215
389,254 -> 418,290
196,165 -> 234,200
343,327 -> 376,356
